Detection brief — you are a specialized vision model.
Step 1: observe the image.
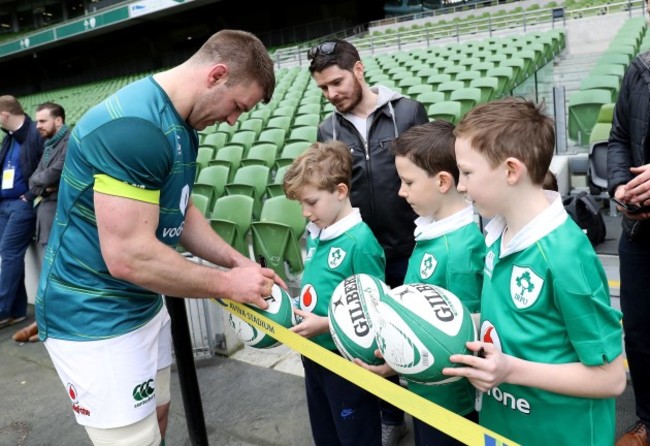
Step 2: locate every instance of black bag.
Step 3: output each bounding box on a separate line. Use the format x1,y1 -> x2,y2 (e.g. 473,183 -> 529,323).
563,192 -> 607,246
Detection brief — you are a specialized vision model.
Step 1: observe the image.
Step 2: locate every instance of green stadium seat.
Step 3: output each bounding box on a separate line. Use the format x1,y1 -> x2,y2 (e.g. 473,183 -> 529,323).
191,193 -> 210,217
427,101 -> 462,125
486,67 -> 514,97
229,130 -> 257,157
426,73 -> 453,92
251,196 -> 307,282
275,141 -> 311,170
436,81 -> 466,101
455,70 -> 481,88
449,87 -> 482,118
202,132 -> 229,150
225,164 -> 270,220
257,128 -> 287,151
580,75 -> 621,102
238,118 -> 264,139
597,103 -> 615,124
415,91 -> 445,108
194,164 -> 230,211
240,143 -> 278,169
469,77 -> 498,103
209,194 -> 254,258
568,89 -> 613,146
208,144 -> 243,182
266,116 -> 293,133
285,125 -> 317,145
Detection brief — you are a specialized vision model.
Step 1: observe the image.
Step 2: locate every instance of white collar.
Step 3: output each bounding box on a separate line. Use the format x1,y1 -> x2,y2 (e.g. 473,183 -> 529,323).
413,205 -> 476,241
484,191 -> 568,257
306,208 -> 363,241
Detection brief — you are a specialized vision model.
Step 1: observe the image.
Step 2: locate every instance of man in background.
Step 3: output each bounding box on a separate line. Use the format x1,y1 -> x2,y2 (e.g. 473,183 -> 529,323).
13,102 -> 70,343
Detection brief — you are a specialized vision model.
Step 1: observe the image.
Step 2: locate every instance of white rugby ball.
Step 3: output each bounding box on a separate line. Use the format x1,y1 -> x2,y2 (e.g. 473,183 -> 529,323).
228,284 -> 296,349
328,273 -> 388,365
375,283 -> 476,385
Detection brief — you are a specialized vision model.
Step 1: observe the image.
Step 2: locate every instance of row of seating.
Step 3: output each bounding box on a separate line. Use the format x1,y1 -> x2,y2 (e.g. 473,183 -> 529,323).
568,16 -> 646,147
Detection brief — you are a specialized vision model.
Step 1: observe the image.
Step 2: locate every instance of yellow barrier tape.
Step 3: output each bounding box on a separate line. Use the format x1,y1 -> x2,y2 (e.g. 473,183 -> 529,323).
214,298 -> 518,446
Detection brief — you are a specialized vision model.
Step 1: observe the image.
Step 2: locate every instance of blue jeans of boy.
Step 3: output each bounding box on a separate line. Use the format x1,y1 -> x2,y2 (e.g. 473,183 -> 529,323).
0,198 -> 36,320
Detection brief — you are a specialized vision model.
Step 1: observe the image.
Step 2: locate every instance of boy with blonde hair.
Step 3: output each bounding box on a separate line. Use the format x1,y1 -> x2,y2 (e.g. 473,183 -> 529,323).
444,97 -> 626,446
284,140 -> 385,445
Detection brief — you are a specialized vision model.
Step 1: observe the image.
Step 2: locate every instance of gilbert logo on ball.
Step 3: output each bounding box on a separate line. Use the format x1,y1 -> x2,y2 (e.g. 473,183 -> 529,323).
376,283 -> 477,385
328,273 -> 389,365
228,284 -> 296,349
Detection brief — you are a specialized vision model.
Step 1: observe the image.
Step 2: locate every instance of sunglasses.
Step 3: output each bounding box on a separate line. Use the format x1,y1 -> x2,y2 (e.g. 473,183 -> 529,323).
307,41 -> 337,60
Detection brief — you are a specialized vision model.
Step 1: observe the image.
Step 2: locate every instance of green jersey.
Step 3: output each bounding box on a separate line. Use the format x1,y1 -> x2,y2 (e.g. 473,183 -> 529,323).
297,209 -> 385,351
36,76 -> 198,341
479,192 -> 622,446
403,206 -> 485,415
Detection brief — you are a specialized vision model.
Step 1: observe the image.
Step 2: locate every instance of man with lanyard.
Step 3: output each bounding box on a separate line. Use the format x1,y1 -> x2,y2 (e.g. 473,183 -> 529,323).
0,95 -> 44,329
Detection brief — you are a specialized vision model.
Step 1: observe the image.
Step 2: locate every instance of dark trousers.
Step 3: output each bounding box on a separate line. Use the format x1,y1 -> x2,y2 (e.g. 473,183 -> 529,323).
0,199 -> 36,319
413,410 -> 478,446
380,256 -> 410,426
303,355 -> 381,446
619,233 -> 650,426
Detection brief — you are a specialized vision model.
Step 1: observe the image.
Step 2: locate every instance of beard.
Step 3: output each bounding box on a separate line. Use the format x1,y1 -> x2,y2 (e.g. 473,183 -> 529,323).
334,78 -> 363,114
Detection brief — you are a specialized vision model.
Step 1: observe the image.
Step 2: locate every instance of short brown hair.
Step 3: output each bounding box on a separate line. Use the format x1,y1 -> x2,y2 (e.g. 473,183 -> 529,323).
308,39 -> 361,74
36,102 -> 65,122
190,29 -> 275,104
454,97 -> 555,185
391,120 -> 459,184
0,95 -> 24,115
283,141 -> 352,199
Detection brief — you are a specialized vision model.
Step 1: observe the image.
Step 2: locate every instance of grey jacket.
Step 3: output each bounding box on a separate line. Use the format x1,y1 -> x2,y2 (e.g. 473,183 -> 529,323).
28,128 -> 70,245
608,50 -> 650,238
317,86 -> 428,259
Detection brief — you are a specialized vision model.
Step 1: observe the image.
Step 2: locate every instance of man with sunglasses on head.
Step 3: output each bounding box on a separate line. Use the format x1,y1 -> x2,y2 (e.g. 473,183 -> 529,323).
308,38 -> 428,446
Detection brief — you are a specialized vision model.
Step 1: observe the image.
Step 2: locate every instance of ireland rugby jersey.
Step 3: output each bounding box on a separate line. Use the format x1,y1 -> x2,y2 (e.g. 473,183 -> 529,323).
478,192 -> 622,446
403,205 -> 485,415
298,209 -> 385,351
36,76 -> 198,341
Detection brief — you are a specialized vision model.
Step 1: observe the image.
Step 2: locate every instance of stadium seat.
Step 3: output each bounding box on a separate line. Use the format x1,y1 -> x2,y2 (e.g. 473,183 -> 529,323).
208,144 -> 243,182
224,164 -> 270,220
502,57 -> 526,87
196,146 -> 215,172
406,84 -> 434,97
251,196 -> 307,282
568,89 -> 613,146
597,103 -> 615,124
275,141 -> 311,170
238,118 -> 264,139
229,130 -> 257,157
266,165 -> 291,199
442,64 -> 465,80
449,88 -> 482,118
580,75 -> 621,102
455,70 -> 481,88
210,194 -> 255,258
436,81 -> 466,101
485,67 -> 514,97
425,73 -> 453,92
414,91 -> 445,108
469,77 -> 498,103
240,143 -> 278,169
194,164 -> 230,211
587,122 -> 616,215
427,101 -> 462,125
191,193 -> 210,217
285,125 -> 318,145
295,103 -> 321,117
248,108 -> 272,126
589,63 -> 625,82
292,114 -> 320,128
202,132 -> 229,150
266,116 -> 293,133
469,61 -> 495,77
257,128 -> 287,150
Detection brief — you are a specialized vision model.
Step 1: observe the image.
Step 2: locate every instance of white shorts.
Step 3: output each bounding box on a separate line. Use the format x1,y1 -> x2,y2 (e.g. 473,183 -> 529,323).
44,306 -> 173,429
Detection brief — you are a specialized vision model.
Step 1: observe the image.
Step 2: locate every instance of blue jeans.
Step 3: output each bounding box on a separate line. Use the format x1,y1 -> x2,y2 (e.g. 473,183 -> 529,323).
0,198 -> 36,320
619,232 -> 650,427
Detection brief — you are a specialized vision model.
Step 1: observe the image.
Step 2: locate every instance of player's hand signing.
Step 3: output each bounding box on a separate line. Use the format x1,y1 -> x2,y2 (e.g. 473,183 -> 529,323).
290,310 -> 328,338
443,341 -> 512,392
223,266 -> 278,310
353,349 -> 396,378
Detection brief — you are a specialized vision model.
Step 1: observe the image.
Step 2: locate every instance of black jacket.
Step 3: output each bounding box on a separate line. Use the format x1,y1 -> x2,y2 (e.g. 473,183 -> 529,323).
0,114 -> 44,197
608,50 -> 650,238
317,86 -> 429,259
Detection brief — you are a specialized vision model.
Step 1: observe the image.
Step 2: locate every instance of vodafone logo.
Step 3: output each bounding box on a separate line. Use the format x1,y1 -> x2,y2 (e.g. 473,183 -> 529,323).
300,284 -> 317,312
66,383 -> 78,403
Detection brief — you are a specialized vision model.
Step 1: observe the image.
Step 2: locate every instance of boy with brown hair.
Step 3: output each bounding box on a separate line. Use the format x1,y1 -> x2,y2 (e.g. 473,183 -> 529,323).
444,97 -> 626,446
357,120 -> 484,446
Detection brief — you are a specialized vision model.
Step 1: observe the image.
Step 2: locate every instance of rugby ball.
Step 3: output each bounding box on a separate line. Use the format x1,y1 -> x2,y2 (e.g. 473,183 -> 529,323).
375,283 -> 477,385
228,284 -> 296,349
328,273 -> 389,365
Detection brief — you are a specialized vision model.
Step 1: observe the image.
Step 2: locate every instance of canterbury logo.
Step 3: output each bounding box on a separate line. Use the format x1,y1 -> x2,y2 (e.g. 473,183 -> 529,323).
132,379 -> 155,401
